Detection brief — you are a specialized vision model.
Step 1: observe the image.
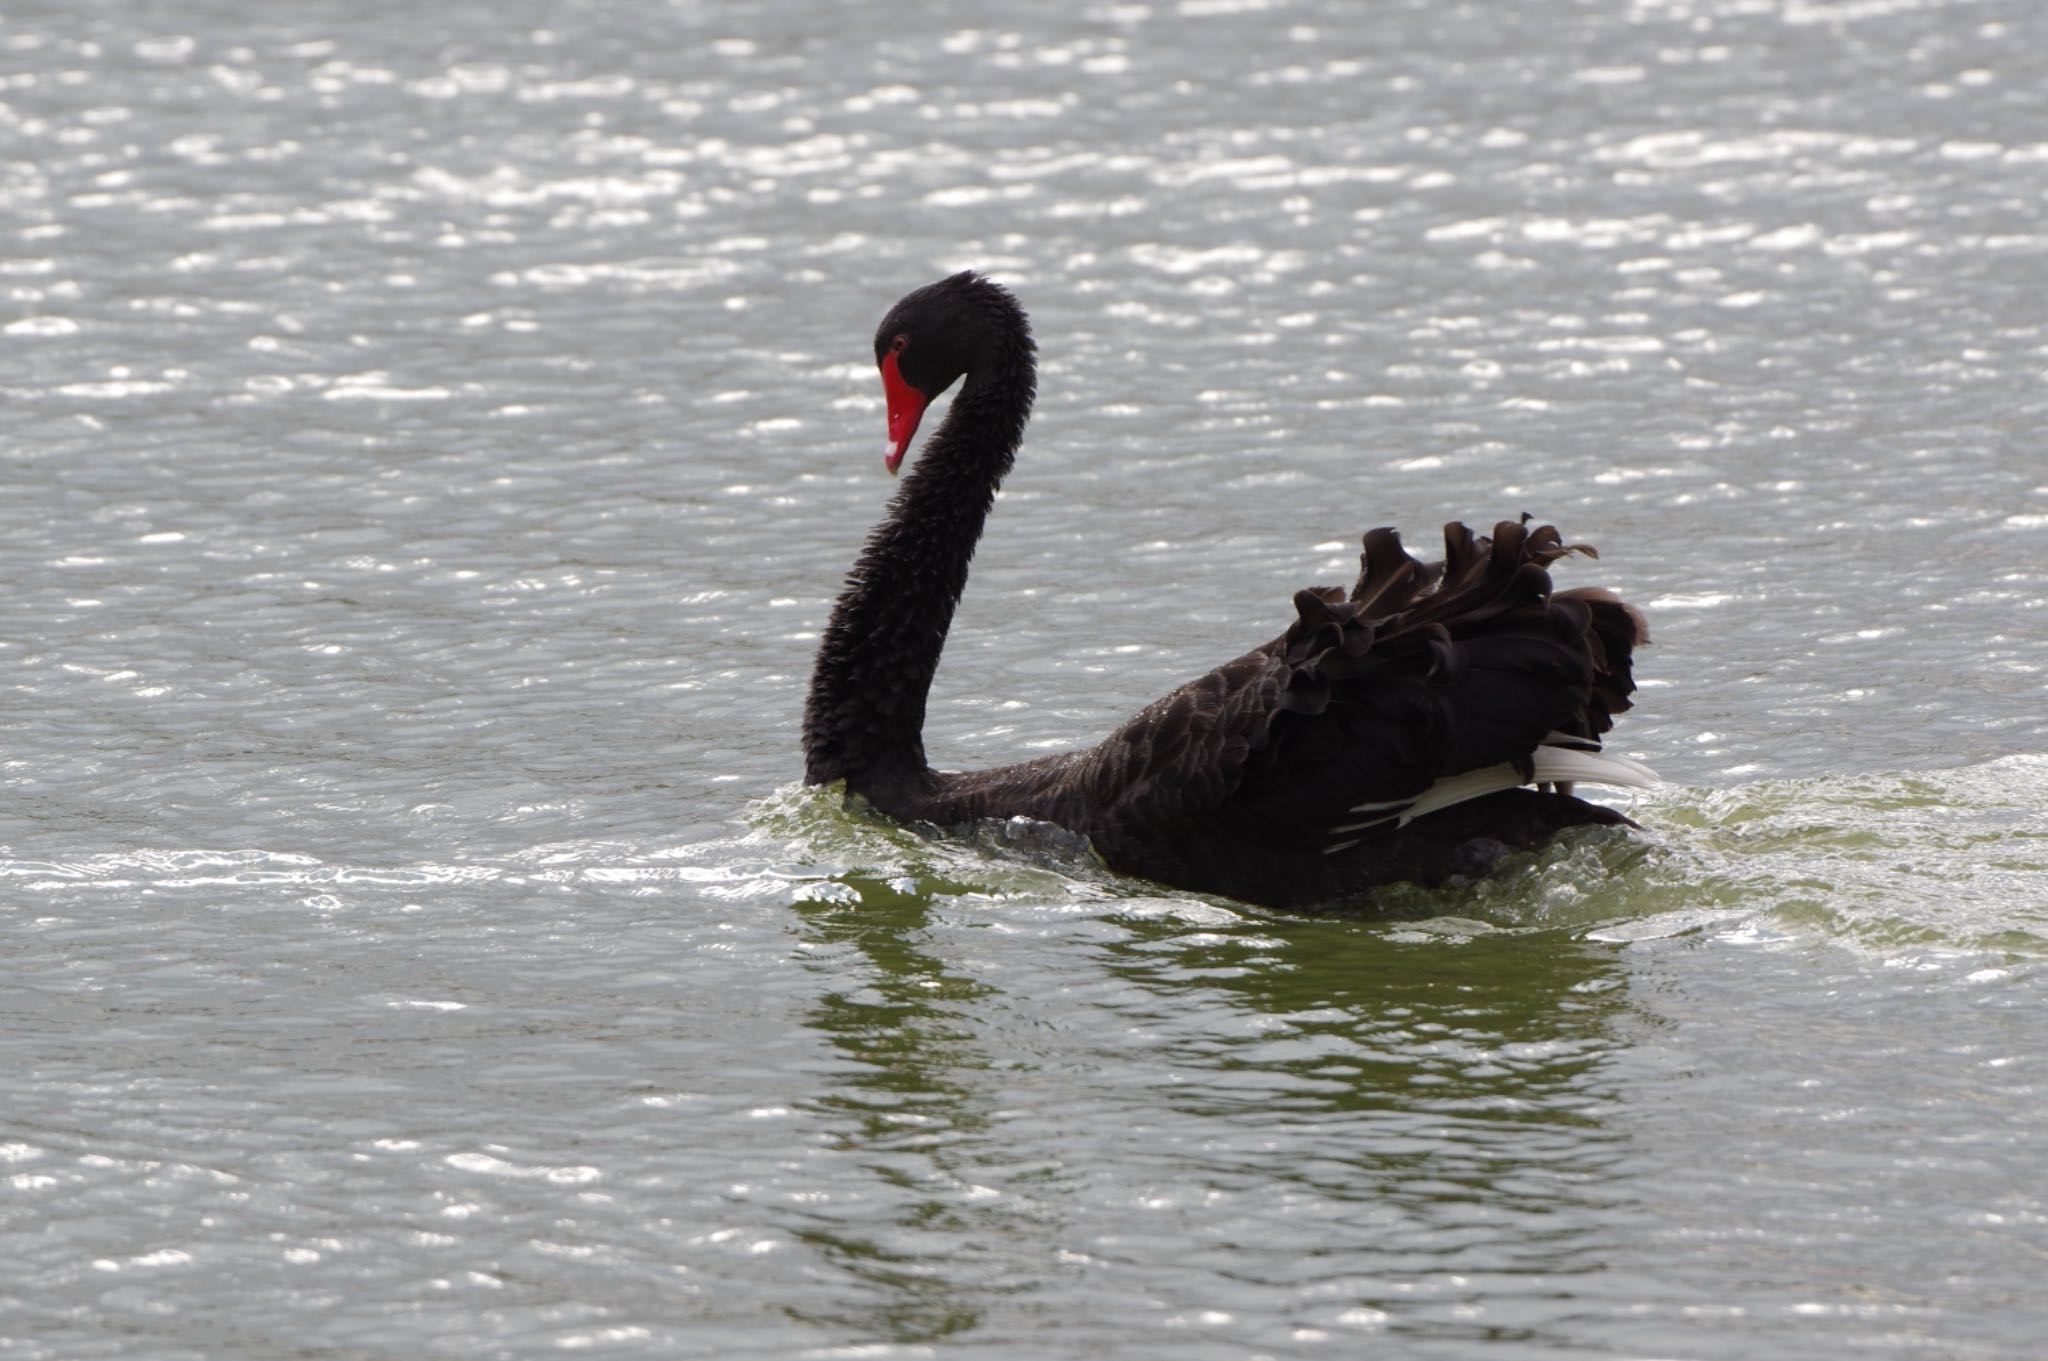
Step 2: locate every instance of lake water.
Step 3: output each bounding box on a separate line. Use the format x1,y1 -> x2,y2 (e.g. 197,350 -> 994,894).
4,0 -> 2045,1356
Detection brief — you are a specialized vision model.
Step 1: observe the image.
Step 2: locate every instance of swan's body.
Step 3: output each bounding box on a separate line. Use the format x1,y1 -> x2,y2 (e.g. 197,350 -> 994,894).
804,273 -> 1653,910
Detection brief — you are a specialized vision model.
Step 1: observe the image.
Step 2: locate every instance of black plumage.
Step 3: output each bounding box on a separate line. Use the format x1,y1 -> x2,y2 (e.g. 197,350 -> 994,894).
803,272 -> 1654,910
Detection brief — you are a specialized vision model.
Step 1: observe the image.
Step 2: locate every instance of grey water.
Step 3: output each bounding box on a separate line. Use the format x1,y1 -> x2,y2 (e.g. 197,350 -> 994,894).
3,0 -> 2045,1356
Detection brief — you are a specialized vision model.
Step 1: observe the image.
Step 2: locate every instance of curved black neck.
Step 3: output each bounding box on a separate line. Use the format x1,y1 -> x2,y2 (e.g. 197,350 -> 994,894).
803,350 -> 1035,798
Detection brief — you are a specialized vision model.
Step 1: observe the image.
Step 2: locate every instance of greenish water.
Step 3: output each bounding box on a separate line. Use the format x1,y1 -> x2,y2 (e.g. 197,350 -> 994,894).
5,0 -> 2047,1354
770,761 -> 2048,953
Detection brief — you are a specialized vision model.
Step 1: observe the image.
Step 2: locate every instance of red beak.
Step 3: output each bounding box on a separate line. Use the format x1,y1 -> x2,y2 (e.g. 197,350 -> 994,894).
880,350 -> 928,474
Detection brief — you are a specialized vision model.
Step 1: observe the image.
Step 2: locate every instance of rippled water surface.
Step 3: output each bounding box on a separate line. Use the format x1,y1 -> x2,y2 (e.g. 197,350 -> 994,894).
5,0 -> 2046,1356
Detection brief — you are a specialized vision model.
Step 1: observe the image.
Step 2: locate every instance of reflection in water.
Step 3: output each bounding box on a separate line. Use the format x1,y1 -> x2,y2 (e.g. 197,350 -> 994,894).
784,868 -> 1640,1349
6,0 -> 2044,1350
755,760 -> 2048,1350
787,877 -> 1009,1343
1085,914 -> 1639,1345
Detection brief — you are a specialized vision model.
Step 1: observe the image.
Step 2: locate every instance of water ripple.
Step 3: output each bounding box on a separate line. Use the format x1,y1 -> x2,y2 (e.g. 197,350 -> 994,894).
5,0 -> 2046,1355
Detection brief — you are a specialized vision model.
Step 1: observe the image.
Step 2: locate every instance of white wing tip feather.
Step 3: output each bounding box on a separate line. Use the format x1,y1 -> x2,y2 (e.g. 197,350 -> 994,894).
1321,743 -> 1661,854
1530,744 -> 1663,791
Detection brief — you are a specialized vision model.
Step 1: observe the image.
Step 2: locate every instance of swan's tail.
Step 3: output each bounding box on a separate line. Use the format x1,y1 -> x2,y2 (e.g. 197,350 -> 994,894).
1260,517 -> 1658,860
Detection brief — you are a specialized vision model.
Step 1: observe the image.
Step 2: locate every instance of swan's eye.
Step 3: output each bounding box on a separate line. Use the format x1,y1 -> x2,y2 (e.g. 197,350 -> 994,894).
889,334 -> 909,354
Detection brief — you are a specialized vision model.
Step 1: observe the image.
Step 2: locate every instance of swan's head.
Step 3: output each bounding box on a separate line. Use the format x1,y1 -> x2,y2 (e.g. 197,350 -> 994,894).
873,271 -> 1030,473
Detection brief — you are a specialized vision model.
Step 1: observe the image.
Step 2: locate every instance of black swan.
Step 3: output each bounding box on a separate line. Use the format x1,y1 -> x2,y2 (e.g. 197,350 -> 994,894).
804,272 -> 1656,910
